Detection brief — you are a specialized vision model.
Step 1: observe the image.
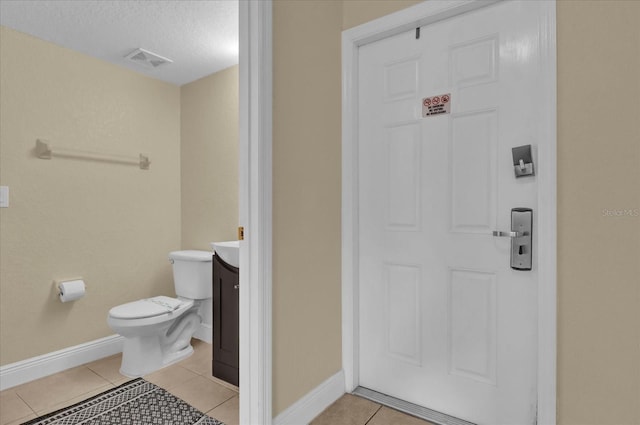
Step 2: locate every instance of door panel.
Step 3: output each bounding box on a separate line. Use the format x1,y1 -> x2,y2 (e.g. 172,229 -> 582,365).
386,124 -> 421,230
450,109 -> 497,233
385,263 -> 422,365
448,268 -> 497,385
357,2 -> 542,424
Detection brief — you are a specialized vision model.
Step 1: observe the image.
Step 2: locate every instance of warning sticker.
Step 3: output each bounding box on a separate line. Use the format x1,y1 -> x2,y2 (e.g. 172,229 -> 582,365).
422,93 -> 451,117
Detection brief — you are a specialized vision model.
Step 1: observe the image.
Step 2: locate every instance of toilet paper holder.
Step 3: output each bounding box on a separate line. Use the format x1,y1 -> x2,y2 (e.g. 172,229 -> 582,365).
55,278 -> 86,302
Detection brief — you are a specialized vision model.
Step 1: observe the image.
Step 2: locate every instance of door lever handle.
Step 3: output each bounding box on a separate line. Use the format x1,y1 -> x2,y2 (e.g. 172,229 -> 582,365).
492,230 -> 524,238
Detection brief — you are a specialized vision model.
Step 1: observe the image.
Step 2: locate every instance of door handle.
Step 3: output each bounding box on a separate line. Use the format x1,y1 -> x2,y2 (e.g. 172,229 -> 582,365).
492,230 -> 524,238
494,208 -> 533,271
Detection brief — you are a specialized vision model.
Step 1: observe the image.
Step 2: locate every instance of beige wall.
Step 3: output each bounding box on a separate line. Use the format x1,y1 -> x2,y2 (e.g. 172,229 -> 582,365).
0,27 -> 181,365
272,0 -> 640,423
272,0 -> 344,415
181,66 -> 239,250
342,0 -> 422,29
556,1 -> 640,424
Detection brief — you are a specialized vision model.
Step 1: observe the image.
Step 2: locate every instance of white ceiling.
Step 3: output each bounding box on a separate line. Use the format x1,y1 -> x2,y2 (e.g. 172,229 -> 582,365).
0,0 -> 239,86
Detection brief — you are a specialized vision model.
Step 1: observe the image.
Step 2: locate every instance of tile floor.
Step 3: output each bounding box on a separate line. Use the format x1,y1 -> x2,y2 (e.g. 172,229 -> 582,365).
0,340 -> 238,425
1,340 -> 431,425
311,393 -> 435,425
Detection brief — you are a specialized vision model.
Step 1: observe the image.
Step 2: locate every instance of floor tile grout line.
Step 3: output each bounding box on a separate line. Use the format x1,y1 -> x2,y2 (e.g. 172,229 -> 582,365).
364,405 -> 383,425
34,383 -> 116,416
150,365 -> 203,391
59,367 -> 114,408
85,364 -> 112,381
14,390 -> 38,416
160,373 -> 237,413
85,360 -> 123,384
203,375 -> 240,394
21,366 -> 114,416
205,394 -> 238,416
191,387 -> 235,413
14,388 -> 38,414
20,364 -> 113,413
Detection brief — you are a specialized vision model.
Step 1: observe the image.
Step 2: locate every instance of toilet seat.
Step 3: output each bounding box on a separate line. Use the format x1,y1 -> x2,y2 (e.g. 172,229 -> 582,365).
109,296 -> 192,320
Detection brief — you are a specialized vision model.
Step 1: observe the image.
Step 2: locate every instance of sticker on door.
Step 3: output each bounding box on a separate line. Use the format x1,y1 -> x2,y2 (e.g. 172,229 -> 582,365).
422,93 -> 451,117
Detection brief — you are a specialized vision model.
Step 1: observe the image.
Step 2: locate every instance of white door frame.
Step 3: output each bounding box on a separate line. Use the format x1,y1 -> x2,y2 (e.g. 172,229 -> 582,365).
239,0 -> 272,424
341,1 -> 557,424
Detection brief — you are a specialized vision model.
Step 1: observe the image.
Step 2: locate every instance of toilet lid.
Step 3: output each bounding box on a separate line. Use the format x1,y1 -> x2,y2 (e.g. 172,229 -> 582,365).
109,296 -> 185,320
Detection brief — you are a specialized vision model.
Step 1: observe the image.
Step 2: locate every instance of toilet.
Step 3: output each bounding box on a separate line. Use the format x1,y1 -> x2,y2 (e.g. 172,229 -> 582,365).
107,250 -> 212,377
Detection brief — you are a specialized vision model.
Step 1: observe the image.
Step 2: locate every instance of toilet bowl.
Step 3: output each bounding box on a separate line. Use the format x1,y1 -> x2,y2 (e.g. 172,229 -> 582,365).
107,250 -> 212,377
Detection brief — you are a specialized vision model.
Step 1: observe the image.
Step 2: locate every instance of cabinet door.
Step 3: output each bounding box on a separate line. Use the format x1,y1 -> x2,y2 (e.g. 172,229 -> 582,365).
212,255 -> 239,386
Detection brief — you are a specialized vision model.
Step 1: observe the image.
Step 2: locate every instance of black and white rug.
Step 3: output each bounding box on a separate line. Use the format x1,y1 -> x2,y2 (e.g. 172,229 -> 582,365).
23,378 -> 225,425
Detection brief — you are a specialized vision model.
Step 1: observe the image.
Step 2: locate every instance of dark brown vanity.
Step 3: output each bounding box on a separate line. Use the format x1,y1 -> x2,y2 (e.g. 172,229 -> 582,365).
212,254 -> 239,386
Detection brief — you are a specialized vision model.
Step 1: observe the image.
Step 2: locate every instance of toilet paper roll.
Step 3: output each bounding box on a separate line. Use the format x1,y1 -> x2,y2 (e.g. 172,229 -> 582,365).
58,279 -> 86,303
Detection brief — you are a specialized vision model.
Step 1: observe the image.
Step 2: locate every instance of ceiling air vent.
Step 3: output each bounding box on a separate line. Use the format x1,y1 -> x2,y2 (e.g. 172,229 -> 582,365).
124,48 -> 173,69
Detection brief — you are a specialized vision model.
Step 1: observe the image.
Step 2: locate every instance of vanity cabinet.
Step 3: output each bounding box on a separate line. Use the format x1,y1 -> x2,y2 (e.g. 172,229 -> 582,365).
212,254 -> 239,386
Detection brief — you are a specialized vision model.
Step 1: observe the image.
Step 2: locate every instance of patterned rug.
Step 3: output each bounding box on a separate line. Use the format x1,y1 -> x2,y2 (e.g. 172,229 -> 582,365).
23,378 -> 225,425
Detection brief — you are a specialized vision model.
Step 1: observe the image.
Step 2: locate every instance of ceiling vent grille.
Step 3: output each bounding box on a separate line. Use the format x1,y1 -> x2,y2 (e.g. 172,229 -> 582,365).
124,48 -> 173,69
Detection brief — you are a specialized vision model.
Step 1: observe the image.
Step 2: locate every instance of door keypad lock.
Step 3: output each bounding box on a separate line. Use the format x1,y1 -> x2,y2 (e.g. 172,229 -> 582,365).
493,208 -> 533,270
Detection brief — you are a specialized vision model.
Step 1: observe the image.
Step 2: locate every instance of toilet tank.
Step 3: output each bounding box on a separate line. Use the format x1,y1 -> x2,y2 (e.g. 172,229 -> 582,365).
168,250 -> 213,300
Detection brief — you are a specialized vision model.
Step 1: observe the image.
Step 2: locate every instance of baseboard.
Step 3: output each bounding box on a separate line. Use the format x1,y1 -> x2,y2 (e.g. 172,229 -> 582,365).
274,369 -> 345,425
193,323 -> 212,344
0,335 -> 124,391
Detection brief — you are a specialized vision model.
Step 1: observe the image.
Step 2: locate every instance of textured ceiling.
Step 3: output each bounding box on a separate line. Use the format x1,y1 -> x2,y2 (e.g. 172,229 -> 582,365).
0,0 -> 238,86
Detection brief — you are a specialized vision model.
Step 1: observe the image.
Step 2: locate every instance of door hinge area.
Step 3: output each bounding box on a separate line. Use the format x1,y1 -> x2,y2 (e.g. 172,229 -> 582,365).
238,226 -> 244,241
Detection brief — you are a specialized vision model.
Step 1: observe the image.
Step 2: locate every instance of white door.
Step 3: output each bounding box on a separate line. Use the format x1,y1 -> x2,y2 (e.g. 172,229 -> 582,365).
358,2 -> 543,424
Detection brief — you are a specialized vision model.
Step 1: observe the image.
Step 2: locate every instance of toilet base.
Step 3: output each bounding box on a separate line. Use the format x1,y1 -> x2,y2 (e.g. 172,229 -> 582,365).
163,344 -> 194,369
109,299 -> 204,378
119,337 -> 195,378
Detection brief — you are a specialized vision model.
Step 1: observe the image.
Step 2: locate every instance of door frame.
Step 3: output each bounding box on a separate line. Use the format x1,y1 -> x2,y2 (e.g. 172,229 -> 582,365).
239,0 -> 272,424
341,1 -> 557,424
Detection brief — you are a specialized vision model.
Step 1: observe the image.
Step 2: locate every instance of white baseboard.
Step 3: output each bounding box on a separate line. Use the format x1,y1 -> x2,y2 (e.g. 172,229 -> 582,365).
0,335 -> 124,391
274,370 -> 345,425
193,323 -> 212,344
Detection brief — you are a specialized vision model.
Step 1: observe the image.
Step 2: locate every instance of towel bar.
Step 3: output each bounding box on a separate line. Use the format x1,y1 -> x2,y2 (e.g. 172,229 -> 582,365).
35,139 -> 150,170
